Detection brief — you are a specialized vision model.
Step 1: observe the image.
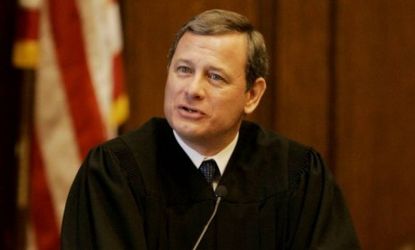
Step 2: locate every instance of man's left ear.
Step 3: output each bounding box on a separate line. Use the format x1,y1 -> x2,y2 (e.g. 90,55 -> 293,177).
244,77 -> 267,114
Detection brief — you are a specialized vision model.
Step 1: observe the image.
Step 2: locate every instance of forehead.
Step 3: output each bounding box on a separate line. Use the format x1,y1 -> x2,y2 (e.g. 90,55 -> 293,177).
172,32 -> 248,72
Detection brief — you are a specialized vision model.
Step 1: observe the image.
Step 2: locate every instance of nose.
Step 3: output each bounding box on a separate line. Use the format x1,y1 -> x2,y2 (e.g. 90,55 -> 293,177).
185,74 -> 205,100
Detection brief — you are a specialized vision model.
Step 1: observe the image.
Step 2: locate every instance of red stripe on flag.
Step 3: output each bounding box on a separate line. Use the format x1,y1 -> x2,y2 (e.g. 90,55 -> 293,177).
15,8 -> 39,40
112,53 -> 125,99
30,132 -> 60,250
47,0 -> 106,158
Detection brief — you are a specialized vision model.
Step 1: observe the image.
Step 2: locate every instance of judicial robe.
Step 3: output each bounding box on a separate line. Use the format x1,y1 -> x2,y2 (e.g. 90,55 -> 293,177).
61,118 -> 360,249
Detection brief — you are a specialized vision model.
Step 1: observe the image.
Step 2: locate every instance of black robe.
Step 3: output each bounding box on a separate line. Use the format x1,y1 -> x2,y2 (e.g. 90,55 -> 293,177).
61,118 -> 360,249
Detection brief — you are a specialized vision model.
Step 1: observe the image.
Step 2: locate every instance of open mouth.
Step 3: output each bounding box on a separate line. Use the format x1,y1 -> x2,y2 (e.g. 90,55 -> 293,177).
179,105 -> 204,115
182,106 -> 198,113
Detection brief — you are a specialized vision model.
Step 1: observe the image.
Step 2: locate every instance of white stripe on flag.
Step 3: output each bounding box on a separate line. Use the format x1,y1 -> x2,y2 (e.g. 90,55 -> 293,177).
20,0 -> 42,9
77,0 -> 115,136
36,1 -> 81,225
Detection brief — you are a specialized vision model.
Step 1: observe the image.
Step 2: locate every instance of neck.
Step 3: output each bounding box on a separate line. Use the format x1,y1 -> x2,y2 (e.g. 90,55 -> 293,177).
175,131 -> 239,157
188,141 -> 228,156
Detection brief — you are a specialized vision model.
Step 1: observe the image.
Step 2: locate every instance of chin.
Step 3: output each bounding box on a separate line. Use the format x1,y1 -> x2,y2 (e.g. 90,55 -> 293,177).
174,124 -> 200,137
173,122 -> 205,139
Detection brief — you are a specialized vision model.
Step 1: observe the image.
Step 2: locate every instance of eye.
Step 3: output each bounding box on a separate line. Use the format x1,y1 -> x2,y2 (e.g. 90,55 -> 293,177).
176,65 -> 192,74
208,72 -> 226,83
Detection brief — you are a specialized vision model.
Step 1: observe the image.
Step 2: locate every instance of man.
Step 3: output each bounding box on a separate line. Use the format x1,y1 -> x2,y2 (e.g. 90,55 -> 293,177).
61,9 -> 360,249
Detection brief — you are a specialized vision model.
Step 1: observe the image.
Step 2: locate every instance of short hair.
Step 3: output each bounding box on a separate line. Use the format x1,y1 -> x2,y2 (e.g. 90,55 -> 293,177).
167,9 -> 269,89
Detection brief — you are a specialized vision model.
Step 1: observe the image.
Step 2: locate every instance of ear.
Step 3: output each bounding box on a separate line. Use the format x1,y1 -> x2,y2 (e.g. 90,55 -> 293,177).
244,77 -> 267,114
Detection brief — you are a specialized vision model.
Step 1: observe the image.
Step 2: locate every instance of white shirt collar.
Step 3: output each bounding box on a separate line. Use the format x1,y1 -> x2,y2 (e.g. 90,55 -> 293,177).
173,130 -> 239,175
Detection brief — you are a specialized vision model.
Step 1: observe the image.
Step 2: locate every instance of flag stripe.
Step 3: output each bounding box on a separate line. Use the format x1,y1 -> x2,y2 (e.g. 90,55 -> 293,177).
30,133 -> 60,250
48,0 -> 107,157
36,2 -> 81,226
15,8 -> 39,40
76,0 -> 115,136
20,0 -> 42,9
112,53 -> 125,99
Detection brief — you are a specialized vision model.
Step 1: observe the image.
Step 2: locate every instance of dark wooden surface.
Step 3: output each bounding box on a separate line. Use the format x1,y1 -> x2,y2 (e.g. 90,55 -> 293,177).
335,1 -> 415,249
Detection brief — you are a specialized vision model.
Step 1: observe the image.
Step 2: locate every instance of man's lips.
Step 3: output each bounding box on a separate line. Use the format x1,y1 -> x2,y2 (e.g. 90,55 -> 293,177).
177,105 -> 206,117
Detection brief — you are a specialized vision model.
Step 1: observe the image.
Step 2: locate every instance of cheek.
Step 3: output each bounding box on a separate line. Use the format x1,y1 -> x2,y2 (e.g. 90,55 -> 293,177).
164,79 -> 176,100
164,80 -> 175,112
213,94 -> 246,118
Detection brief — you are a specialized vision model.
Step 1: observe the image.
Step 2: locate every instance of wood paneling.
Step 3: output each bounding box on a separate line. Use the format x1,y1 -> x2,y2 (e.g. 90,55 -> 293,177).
272,0 -> 332,158
335,1 -> 415,249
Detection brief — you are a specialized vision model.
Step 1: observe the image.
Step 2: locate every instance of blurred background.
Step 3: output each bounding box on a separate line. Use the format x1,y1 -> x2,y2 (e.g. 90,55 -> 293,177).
1,0 -> 414,249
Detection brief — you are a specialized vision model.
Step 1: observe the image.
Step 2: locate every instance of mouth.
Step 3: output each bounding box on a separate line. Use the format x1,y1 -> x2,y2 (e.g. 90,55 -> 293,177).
178,105 -> 205,116
181,106 -> 198,113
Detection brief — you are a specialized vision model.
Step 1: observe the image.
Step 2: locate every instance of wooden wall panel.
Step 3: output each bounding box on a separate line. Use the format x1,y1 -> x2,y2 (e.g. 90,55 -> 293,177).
335,1 -> 415,249
272,0 -> 332,158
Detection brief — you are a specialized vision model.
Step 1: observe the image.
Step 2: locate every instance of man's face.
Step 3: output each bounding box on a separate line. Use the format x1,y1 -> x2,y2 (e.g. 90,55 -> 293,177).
164,32 -> 259,154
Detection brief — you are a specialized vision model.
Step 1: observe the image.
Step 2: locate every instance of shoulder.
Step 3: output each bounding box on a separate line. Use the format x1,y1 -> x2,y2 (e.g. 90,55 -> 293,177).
85,118 -> 171,194
239,120 -> 324,189
87,117 -> 171,175
240,120 -> 312,162
100,117 -> 170,152
119,117 -> 170,145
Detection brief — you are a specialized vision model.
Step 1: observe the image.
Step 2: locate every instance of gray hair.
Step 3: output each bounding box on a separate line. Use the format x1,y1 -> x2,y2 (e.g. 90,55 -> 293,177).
167,9 -> 269,89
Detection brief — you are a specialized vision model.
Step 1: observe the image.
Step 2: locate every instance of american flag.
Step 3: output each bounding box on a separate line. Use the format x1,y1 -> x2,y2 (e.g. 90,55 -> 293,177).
13,0 -> 128,249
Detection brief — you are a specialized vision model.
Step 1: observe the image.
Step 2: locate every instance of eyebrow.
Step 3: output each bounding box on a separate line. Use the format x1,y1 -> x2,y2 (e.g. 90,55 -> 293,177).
173,58 -> 193,66
207,65 -> 231,79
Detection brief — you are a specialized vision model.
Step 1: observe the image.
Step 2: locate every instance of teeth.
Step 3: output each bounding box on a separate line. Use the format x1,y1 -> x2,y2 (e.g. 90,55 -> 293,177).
184,107 -> 196,113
